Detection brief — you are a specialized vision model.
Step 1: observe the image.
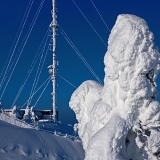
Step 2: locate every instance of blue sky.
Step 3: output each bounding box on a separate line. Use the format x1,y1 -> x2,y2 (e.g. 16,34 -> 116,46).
0,0 -> 160,124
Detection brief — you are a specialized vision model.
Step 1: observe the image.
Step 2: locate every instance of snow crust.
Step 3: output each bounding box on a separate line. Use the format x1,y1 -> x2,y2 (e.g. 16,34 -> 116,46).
69,14 -> 160,160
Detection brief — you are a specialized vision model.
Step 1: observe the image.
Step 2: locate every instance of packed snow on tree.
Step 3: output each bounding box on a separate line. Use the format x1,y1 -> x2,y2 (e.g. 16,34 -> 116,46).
70,14 -> 160,160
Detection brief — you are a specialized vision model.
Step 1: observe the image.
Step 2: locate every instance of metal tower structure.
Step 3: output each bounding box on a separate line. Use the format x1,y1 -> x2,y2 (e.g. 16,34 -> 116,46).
49,0 -> 57,121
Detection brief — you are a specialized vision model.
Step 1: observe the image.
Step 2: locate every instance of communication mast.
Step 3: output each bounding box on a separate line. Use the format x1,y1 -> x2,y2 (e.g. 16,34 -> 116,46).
49,0 -> 57,121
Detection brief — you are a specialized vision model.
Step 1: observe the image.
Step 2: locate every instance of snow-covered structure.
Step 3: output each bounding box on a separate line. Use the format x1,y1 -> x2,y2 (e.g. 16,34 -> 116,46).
69,14 -> 160,160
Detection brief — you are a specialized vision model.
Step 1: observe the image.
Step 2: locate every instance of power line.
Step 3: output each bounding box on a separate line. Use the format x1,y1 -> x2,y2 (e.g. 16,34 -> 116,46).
11,29 -> 49,108
21,76 -> 51,108
60,27 -> 103,84
90,0 -> 110,32
58,74 -> 77,89
28,34 -> 50,105
0,0 -> 34,89
34,78 -> 50,107
0,0 -> 46,101
71,0 -> 107,47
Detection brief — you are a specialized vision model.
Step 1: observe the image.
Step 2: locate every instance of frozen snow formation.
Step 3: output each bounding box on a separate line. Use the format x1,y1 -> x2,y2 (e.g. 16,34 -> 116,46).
69,14 -> 160,160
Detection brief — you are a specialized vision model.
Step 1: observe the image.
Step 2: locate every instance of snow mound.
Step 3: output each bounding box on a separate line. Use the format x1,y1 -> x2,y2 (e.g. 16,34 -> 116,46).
70,14 -> 160,160
0,120 -> 84,160
0,112 -> 34,129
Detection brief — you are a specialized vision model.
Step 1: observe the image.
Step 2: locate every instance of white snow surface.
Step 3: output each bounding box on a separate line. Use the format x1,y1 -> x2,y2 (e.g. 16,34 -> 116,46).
0,119 -> 84,160
69,14 -> 160,160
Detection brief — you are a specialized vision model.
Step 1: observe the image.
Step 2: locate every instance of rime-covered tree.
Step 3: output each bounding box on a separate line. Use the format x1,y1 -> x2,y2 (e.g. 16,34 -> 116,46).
0,102 -> 3,113
23,106 -> 36,124
70,14 -> 160,160
11,106 -> 23,119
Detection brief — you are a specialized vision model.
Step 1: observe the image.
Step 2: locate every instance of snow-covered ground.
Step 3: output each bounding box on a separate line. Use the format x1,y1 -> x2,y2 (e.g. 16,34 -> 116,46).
0,113 -> 84,160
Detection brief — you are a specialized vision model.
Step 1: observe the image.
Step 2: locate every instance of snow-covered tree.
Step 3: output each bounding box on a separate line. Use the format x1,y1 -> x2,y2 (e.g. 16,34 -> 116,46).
70,14 -> 160,160
23,106 -> 31,123
11,106 -> 23,119
23,106 -> 36,124
30,106 -> 36,123
0,102 -> 3,113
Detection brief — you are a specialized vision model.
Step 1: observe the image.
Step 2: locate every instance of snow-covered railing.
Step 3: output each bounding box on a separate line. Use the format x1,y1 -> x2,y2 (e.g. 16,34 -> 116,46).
53,131 -> 81,141
37,126 -> 81,142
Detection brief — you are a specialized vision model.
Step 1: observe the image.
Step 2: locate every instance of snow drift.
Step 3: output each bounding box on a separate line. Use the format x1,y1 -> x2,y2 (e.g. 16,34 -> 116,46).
69,14 -> 160,159
0,112 -> 34,129
0,120 -> 84,160
0,109 -> 85,159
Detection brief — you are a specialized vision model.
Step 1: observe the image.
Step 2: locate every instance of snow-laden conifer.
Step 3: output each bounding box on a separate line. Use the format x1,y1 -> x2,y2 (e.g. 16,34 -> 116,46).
70,14 -> 160,160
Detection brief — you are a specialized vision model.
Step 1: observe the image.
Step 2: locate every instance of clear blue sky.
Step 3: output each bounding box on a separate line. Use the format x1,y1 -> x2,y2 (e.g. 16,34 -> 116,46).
0,0 -> 160,124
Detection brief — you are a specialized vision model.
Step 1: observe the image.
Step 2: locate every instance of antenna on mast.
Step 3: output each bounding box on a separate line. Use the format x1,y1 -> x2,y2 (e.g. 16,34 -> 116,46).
49,0 -> 57,121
